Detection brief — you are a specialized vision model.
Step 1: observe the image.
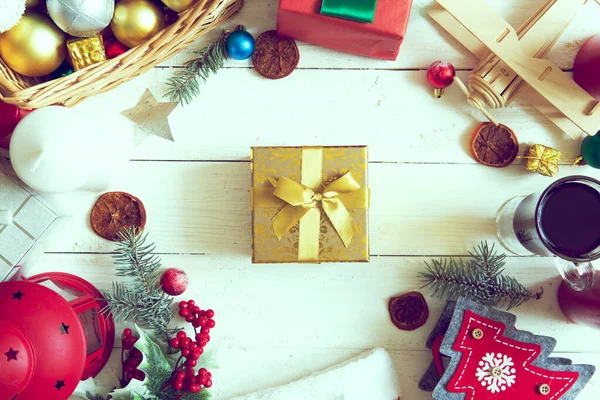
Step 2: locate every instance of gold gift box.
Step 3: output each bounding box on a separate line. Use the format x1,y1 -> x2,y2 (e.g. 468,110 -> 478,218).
250,146 -> 370,264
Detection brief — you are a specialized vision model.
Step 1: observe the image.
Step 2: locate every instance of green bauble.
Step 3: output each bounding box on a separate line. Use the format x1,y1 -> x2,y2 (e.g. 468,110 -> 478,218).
581,134 -> 600,169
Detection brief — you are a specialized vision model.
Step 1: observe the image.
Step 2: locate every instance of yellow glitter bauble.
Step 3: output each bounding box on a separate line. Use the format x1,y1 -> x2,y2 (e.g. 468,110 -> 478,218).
0,13 -> 66,77
161,0 -> 197,12
111,0 -> 165,48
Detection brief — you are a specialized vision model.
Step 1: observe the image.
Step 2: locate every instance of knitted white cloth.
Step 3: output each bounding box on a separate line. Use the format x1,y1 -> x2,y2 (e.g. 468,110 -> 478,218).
229,348 -> 401,400
0,0 -> 26,33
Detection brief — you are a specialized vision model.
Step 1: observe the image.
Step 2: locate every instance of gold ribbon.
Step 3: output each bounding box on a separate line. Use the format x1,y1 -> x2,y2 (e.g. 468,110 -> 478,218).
251,147 -> 369,262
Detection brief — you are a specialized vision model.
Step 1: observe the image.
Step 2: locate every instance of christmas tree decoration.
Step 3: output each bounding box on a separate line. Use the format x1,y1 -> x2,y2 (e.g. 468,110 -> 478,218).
49,62 -> 75,80
252,30 -> 299,80
111,0 -> 165,48
0,0 -> 26,33
230,348 -> 401,400
90,192 -> 147,241
10,106 -> 124,194
0,273 -> 115,399
47,0 -> 114,38
122,89 -> 177,141
0,12 -> 66,77
0,102 -> 31,150
426,298 -> 595,399
427,60 -> 456,98
575,134 -> 600,169
277,0 -> 411,60
420,242 -> 542,309
251,146 -> 370,263
104,38 -> 129,59
225,29 -> 255,60
67,34 -> 108,71
25,0 -> 42,8
0,169 -> 58,280
161,0 -> 198,12
160,268 -> 189,296
100,229 -> 178,343
388,291 -> 429,331
573,34 -> 600,101
470,123 -> 519,168
521,144 -> 561,177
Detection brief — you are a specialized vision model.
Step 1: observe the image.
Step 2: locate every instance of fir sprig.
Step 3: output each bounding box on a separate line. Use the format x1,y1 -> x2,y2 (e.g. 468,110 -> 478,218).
420,242 -> 542,309
165,26 -> 246,105
100,229 -> 178,342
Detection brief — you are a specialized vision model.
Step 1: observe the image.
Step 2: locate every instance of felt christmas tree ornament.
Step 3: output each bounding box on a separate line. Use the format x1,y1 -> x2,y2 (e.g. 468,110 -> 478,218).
0,0 -> 26,33
420,297 -> 595,399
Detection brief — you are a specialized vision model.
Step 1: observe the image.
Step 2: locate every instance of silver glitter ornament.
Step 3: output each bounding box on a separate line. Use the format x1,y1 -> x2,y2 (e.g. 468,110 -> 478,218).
47,0 -> 114,37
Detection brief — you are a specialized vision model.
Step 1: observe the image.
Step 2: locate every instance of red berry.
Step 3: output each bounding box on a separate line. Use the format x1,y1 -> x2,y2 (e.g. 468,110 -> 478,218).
185,314 -> 195,323
160,268 -> 189,296
183,337 -> 192,347
197,375 -> 207,385
192,306 -> 200,314
201,327 -> 210,334
171,338 -> 180,348
195,333 -> 203,342
177,331 -> 187,339
199,368 -> 208,375
123,328 -> 133,337
192,320 -> 201,328
190,351 -> 201,360
130,348 -> 142,358
177,371 -> 186,381
190,384 -> 200,392
133,370 -> 145,380
189,342 -> 198,351
179,301 -> 188,308
198,339 -> 208,347
182,348 -> 190,357
173,381 -> 183,390
198,317 -> 208,326
207,319 -> 216,328
185,359 -> 197,367
205,379 -> 213,388
206,309 -> 215,318
205,334 -> 211,342
179,308 -> 190,317
188,300 -> 195,307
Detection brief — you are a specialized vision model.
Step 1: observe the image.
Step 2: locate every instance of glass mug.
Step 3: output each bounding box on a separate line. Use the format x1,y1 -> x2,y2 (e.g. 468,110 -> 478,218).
496,175 -> 600,291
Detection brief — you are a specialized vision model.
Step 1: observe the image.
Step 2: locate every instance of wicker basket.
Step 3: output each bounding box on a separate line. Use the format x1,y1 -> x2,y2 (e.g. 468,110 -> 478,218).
0,0 -> 243,109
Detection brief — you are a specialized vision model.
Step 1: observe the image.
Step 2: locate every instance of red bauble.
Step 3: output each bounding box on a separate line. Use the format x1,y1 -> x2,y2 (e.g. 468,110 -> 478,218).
574,34 -> 600,100
0,102 -> 32,149
427,60 -> 456,98
104,39 -> 129,59
160,268 -> 189,296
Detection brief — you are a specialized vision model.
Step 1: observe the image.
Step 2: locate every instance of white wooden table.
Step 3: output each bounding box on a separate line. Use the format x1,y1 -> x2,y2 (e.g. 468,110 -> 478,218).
24,0 -> 600,398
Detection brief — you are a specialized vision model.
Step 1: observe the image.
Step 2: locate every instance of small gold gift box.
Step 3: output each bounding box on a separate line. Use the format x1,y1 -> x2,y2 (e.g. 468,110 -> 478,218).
250,146 -> 370,263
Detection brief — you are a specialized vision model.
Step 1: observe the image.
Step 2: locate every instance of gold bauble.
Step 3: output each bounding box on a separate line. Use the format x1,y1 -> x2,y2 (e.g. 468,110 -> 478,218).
161,0 -> 197,12
26,0 -> 42,7
111,0 -> 165,48
0,13 -> 65,77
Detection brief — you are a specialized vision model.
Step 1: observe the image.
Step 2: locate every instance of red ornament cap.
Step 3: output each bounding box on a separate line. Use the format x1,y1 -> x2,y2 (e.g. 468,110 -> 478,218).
0,102 -> 32,149
0,281 -> 87,400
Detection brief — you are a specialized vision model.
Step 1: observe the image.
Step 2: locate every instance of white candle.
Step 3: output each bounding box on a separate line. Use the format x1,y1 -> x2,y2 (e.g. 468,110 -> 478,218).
9,106 -> 113,194
0,210 -> 12,226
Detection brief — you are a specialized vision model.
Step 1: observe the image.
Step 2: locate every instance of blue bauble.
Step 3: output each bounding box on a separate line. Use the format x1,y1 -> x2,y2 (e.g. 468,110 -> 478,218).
226,30 -> 255,60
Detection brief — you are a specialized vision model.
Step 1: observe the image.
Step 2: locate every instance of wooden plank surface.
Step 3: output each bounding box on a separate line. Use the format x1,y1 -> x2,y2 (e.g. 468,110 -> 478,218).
12,0 -> 600,398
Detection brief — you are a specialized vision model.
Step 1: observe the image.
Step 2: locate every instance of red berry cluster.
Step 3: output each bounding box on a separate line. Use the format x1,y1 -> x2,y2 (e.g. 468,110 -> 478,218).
167,300 -> 215,395
120,328 -> 145,384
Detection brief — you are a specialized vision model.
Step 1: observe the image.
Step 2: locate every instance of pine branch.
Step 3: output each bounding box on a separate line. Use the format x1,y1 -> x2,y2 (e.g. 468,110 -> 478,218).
101,228 -> 177,342
85,392 -> 107,400
165,30 -> 229,105
419,241 -> 541,309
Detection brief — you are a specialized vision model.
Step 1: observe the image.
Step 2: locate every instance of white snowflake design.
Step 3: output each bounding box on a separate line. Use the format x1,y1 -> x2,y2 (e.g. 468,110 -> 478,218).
475,352 -> 517,393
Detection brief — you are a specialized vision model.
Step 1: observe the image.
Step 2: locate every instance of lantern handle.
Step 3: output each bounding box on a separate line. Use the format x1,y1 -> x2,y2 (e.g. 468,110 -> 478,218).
0,209 -> 12,226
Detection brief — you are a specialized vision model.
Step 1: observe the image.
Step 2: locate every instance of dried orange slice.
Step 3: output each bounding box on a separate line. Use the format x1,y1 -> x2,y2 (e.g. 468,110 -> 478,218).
470,123 -> 519,168
388,291 -> 429,331
90,192 -> 146,241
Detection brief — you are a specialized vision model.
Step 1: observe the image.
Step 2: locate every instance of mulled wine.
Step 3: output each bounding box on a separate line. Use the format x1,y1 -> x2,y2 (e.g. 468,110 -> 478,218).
539,182 -> 600,259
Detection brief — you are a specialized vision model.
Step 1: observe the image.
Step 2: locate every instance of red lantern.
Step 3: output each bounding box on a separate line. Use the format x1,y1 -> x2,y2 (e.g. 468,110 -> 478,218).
0,273 -> 114,399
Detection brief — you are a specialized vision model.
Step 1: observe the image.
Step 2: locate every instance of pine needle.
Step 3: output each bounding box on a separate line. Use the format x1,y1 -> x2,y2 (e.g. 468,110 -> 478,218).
100,228 -> 178,342
165,25 -> 247,105
419,241 -> 542,309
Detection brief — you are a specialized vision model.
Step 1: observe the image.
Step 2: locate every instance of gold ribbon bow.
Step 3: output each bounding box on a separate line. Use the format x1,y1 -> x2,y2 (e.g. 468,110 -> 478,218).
252,147 -> 369,262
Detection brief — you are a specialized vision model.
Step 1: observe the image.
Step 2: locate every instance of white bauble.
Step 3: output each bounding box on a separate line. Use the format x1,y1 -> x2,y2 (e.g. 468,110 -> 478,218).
47,0 -> 114,37
0,0 -> 26,33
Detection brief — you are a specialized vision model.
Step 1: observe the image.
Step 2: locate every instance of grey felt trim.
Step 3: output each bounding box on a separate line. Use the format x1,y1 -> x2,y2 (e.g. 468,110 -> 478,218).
432,297 -> 595,399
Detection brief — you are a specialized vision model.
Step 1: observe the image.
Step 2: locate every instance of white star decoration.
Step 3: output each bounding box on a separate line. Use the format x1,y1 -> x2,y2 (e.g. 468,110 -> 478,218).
476,352 -> 517,393
121,89 -> 178,142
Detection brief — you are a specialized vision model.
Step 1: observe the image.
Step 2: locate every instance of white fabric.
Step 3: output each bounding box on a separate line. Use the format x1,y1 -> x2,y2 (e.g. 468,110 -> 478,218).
0,0 -> 25,33
229,348 -> 401,400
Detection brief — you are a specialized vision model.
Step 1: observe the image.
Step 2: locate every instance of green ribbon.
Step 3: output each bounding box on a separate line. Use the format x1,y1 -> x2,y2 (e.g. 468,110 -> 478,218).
320,0 -> 377,23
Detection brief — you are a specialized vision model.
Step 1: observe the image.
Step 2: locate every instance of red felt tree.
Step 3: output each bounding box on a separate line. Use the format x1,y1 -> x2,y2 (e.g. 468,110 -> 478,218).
446,310 -> 578,399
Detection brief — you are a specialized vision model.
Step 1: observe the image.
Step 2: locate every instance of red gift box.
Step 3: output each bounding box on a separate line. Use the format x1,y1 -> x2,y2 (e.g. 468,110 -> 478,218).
277,0 -> 412,60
